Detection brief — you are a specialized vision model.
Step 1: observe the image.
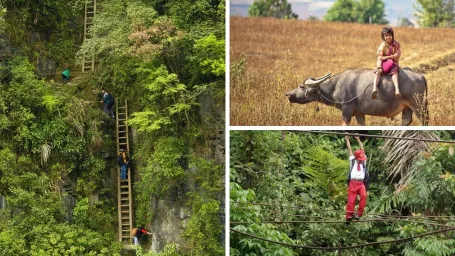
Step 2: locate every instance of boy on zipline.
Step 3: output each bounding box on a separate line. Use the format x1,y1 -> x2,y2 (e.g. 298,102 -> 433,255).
345,135 -> 370,224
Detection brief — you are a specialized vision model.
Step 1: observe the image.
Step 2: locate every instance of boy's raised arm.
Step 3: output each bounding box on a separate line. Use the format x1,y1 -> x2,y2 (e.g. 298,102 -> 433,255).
345,136 -> 352,157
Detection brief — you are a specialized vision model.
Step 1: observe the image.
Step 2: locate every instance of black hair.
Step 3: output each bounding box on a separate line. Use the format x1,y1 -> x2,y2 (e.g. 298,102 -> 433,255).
381,27 -> 394,42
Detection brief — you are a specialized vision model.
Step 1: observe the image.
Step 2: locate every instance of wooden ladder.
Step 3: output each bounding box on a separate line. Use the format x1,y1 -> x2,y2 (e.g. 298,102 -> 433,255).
82,0 -> 96,73
116,100 -> 134,242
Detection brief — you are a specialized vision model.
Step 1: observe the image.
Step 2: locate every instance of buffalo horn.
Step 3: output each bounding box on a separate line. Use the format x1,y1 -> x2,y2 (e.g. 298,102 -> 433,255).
304,73 -> 332,87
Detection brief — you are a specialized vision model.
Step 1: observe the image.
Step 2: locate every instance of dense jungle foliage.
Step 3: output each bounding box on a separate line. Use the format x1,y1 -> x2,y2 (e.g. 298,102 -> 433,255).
0,0 -> 224,255
230,131 -> 455,256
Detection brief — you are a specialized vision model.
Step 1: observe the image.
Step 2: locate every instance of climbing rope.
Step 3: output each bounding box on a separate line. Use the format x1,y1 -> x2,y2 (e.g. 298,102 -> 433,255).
317,83 -> 373,105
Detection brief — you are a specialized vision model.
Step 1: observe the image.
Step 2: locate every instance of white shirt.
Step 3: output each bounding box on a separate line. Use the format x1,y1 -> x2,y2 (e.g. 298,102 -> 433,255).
349,155 -> 366,180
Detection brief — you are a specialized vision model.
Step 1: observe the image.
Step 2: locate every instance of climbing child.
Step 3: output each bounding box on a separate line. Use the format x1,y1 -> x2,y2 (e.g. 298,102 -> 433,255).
100,88 -> 115,118
117,149 -> 129,180
372,27 -> 402,100
345,135 -> 370,224
131,225 -> 153,246
61,65 -> 70,84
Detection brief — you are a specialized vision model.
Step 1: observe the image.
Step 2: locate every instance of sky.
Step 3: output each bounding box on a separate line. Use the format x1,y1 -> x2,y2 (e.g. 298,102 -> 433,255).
230,0 -> 418,26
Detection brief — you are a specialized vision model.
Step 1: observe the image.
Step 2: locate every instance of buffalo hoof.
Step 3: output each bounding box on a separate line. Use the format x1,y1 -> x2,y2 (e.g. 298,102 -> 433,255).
395,93 -> 402,100
371,91 -> 378,99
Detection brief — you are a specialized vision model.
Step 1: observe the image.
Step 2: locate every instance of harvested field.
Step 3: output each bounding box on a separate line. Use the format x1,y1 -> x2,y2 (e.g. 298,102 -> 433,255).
230,17 -> 455,126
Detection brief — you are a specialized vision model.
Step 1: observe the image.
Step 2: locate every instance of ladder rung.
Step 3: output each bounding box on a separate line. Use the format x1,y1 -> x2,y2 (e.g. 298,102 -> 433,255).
119,131 -> 127,133
121,211 -> 129,213
121,192 -> 129,195
118,119 -> 126,121
122,230 -> 130,232
118,107 -> 125,109
119,143 -> 127,145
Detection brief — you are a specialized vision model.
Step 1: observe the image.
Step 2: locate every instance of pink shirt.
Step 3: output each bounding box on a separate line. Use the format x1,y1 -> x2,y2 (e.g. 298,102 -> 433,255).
377,40 -> 401,65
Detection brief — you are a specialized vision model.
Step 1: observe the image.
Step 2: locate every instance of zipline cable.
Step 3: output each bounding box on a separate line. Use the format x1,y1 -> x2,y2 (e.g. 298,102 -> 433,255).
231,218 -> 386,224
232,201 -> 389,217
231,201 -> 455,220
230,216 -> 455,225
289,130 -> 455,144
230,226 -> 455,251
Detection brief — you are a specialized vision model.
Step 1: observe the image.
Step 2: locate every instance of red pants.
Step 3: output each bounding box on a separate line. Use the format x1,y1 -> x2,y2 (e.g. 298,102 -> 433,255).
345,180 -> 367,219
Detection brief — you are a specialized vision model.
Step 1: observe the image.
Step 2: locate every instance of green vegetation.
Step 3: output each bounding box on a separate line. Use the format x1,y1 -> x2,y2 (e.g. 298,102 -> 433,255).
415,0 -> 455,27
325,0 -> 388,24
0,0 -> 224,255
230,131 -> 455,256
248,0 -> 298,19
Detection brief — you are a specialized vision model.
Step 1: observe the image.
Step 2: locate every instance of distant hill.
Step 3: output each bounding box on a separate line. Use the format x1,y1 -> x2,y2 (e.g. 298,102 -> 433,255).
230,0 -> 418,26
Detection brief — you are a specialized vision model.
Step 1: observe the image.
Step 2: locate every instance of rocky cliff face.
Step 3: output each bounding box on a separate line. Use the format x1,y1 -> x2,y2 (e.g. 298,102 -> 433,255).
0,34 -> 12,62
147,88 -> 225,252
150,198 -> 191,252
30,31 -> 58,78
1,31 -> 60,78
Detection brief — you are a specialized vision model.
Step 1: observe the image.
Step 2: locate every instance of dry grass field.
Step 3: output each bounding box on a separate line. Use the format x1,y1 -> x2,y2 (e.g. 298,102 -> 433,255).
230,17 -> 455,126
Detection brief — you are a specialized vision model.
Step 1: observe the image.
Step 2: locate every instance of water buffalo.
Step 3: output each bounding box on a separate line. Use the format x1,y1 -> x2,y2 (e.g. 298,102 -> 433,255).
285,68 -> 428,126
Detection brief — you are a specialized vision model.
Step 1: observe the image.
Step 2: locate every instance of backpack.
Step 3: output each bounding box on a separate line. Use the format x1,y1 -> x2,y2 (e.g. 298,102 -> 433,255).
116,153 -> 124,165
108,94 -> 115,107
130,227 -> 138,237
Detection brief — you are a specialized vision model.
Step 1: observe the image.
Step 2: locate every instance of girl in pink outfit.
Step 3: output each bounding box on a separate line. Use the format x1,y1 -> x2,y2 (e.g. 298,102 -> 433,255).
372,27 -> 402,100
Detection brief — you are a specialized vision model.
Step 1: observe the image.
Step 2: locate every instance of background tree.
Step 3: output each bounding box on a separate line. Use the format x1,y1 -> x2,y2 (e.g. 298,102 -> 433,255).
355,0 -> 388,24
325,0 -> 388,24
415,0 -> 455,27
248,0 -> 298,19
324,0 -> 357,22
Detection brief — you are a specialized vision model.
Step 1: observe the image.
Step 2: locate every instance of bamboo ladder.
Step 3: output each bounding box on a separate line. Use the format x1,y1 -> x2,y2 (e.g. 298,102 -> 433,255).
82,0 -> 96,73
116,100 -> 134,242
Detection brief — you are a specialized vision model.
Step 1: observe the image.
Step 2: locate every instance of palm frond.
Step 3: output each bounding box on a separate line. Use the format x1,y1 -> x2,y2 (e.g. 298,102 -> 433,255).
300,146 -> 348,198
382,130 -> 439,185
40,143 -> 52,166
